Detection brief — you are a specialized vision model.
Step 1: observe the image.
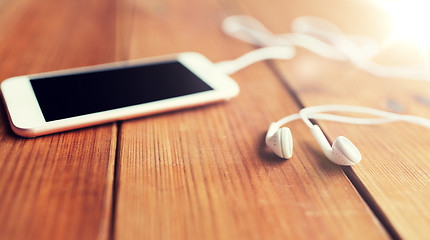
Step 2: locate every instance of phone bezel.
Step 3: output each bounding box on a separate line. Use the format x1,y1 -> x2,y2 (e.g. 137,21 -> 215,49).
1,52 -> 239,137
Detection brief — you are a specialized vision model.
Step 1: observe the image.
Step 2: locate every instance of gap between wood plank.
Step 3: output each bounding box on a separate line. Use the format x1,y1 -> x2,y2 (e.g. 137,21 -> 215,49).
341,167 -> 400,240
109,121 -> 123,240
265,60 -> 401,240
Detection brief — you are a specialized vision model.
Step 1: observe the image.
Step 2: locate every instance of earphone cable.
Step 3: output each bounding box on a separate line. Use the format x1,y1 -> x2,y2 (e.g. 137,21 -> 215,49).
270,105 -> 430,129
216,15 -> 430,80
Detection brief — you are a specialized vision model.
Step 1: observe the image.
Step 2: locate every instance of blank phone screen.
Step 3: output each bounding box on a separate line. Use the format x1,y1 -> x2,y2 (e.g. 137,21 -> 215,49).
30,61 -> 213,122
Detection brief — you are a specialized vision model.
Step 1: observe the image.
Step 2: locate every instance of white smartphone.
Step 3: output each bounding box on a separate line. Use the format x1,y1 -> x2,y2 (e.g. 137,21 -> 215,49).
1,52 -> 239,137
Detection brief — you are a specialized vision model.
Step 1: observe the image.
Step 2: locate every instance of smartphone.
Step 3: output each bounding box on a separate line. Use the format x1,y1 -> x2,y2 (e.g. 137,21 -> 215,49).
1,52 -> 239,137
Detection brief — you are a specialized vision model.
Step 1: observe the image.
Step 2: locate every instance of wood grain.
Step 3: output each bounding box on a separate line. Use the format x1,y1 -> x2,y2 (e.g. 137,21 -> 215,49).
238,0 -> 430,239
112,0 -> 389,239
2,0 -> 429,239
0,0 -> 117,239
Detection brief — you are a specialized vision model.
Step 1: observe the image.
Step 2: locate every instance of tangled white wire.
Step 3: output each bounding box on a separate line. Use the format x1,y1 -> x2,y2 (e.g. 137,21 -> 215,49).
216,15 -> 430,81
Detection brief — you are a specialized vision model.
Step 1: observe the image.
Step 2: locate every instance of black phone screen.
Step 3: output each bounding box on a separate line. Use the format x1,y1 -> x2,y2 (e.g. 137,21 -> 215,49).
30,61 -> 213,122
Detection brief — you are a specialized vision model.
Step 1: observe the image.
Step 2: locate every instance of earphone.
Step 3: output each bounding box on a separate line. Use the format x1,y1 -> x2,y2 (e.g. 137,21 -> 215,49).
266,105 -> 430,166
215,16 -> 430,165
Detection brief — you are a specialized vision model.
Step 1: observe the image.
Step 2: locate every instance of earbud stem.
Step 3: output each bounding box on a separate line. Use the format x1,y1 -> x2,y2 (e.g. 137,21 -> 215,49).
310,125 -> 332,157
266,122 -> 279,143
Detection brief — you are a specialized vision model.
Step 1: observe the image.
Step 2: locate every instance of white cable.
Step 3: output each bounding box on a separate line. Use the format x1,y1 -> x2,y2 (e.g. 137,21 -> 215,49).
273,111 -> 399,129
270,105 -> 430,130
298,104 -> 430,128
219,15 -> 430,81
215,46 -> 295,75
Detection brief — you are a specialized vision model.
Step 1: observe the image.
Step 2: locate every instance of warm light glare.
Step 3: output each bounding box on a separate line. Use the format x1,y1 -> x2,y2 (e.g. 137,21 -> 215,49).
380,0 -> 430,50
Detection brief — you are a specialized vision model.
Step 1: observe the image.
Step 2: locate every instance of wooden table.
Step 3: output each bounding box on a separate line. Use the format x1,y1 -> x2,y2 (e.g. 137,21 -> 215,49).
1,0 -> 430,239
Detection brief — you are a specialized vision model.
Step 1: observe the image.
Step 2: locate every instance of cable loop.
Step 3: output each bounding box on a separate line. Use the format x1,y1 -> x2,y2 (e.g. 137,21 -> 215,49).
218,15 -> 430,81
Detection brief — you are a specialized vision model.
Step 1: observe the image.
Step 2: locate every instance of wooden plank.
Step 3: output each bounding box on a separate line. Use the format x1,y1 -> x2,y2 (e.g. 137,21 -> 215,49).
237,0 -> 430,239
0,0 -> 117,239
113,0 -> 389,239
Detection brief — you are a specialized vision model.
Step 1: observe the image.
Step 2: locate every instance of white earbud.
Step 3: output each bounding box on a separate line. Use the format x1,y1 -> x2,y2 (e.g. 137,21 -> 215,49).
265,104 -> 430,166
310,125 -> 361,166
265,121 -> 361,166
265,123 -> 293,159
